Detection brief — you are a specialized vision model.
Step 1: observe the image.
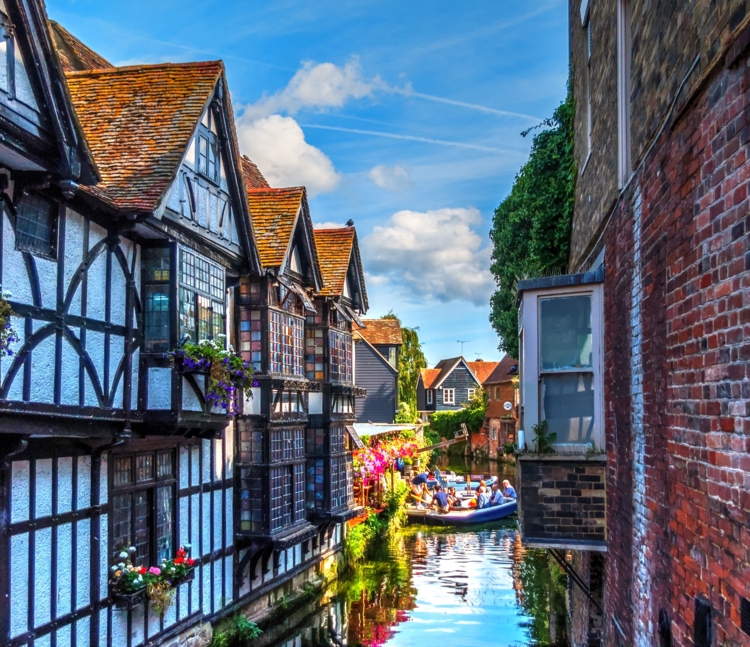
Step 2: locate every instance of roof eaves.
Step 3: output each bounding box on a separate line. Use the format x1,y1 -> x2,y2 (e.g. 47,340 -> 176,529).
354,331 -> 398,374
432,357 -> 470,389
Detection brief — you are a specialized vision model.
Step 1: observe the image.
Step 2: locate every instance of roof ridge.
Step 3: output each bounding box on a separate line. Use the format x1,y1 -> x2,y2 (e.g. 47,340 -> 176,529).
66,60 -> 223,77
247,186 -> 305,193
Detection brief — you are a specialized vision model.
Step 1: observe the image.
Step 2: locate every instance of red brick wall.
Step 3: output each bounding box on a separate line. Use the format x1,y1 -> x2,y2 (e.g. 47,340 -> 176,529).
600,45 -> 750,646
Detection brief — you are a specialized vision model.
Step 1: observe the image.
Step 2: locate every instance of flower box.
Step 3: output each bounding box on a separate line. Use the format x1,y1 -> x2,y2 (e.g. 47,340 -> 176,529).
112,588 -> 146,610
170,568 -> 195,587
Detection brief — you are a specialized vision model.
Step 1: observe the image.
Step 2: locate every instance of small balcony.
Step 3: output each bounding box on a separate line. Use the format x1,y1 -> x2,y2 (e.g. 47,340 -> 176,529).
516,453 -> 607,550
136,353 -> 229,436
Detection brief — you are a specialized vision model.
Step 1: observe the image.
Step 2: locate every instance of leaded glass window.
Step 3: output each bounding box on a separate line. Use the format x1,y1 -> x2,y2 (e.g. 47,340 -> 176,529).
143,248 -> 171,351
305,328 -> 324,381
329,330 -> 352,384
269,310 -> 304,375
111,450 -> 176,566
178,247 -> 226,345
239,468 -> 264,533
270,466 -> 293,531
15,193 -> 57,259
306,458 -> 325,511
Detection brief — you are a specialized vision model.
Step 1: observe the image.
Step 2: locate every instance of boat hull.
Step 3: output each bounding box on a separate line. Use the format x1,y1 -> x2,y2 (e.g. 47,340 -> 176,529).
426,475 -> 497,489
407,499 -> 517,526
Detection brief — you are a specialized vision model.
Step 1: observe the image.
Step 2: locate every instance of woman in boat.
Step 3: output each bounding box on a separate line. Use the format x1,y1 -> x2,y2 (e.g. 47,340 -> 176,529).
447,487 -> 462,510
475,480 -> 491,509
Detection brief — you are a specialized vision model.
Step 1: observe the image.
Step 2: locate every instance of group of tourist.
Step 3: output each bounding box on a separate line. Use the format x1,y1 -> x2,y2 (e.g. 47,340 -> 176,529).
408,469 -> 517,515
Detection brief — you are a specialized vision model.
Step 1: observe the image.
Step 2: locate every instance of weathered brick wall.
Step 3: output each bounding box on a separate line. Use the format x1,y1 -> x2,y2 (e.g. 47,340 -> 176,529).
599,27 -> 750,647
568,0 -> 750,269
516,457 -> 606,544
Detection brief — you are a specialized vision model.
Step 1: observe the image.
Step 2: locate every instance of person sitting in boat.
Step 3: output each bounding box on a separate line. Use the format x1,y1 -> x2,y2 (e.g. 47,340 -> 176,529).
490,482 -> 504,506
476,482 -> 492,509
447,487 -> 462,509
502,479 -> 517,499
430,485 -> 451,514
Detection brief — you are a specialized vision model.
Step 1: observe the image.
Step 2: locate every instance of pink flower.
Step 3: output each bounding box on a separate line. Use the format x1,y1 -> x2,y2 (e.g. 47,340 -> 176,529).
148,567 -> 161,575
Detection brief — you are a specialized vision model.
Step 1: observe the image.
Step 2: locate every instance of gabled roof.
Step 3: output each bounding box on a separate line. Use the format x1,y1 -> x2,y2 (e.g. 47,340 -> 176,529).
314,228 -> 354,297
241,155 -> 270,189
420,368 -> 441,389
354,331 -> 398,375
354,319 -> 402,346
246,186 -> 304,268
49,21 -> 112,72
66,61 -> 223,212
428,356 -> 500,390
482,356 -> 518,385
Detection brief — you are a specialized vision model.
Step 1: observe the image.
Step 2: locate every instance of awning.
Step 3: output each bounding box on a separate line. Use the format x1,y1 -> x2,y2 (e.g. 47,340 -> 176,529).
346,425 -> 365,449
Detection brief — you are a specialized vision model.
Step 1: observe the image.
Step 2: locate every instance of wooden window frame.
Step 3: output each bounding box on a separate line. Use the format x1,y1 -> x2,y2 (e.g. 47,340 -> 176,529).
443,388 -> 455,405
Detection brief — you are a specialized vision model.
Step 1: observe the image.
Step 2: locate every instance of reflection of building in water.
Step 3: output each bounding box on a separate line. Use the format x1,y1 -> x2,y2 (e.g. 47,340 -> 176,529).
275,599 -> 348,647
511,532 -> 526,606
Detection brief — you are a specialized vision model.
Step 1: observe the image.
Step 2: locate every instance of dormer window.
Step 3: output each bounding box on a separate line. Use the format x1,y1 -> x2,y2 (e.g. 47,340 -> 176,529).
196,110 -> 220,184
289,246 -> 302,274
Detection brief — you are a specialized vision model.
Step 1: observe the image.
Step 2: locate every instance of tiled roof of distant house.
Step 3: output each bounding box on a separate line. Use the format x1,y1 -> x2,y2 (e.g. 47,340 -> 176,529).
66,62 -> 223,211
482,356 -> 518,385
49,20 -> 113,73
355,319 -> 403,346
466,360 -> 501,384
428,357 -> 501,390
420,368 -> 441,389
314,228 -> 355,297
245,187 -> 305,268
241,155 -> 270,189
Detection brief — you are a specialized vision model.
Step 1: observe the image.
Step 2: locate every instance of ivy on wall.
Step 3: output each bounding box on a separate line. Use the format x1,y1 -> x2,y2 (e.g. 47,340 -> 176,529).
489,86 -> 576,359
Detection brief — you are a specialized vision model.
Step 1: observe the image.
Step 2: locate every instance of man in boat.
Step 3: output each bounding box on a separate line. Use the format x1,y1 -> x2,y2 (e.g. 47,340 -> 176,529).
430,485 -> 451,514
490,482 -> 505,506
502,479 -> 517,499
476,480 -> 491,509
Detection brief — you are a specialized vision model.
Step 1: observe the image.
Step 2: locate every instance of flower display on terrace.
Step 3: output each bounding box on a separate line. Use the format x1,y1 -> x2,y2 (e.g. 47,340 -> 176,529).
109,545 -> 195,615
353,436 -> 419,483
0,289 -> 17,357
174,336 -> 255,415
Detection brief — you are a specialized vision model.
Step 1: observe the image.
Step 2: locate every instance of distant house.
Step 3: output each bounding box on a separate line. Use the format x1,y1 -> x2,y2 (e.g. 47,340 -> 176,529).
479,356 -> 518,458
416,357 -> 500,420
353,319 -> 402,423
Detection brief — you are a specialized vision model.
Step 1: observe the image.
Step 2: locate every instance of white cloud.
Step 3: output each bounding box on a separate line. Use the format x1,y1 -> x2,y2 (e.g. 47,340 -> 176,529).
368,164 -> 412,192
361,207 -> 494,307
243,57 -> 374,121
314,221 -> 348,229
235,115 -> 340,196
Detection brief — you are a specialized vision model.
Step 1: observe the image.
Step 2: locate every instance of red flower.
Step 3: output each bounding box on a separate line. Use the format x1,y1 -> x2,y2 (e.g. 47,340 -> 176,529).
138,567 -> 147,574
174,557 -> 184,565
187,558 -> 195,566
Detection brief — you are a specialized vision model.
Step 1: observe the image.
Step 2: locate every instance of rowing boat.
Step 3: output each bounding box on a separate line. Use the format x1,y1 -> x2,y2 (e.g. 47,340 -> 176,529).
406,498 -> 517,526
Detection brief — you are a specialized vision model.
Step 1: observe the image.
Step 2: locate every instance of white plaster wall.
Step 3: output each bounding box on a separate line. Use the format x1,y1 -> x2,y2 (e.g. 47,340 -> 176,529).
182,376 -> 203,411
179,446 -> 189,488
9,532 -> 28,637
148,367 -> 171,409
57,522 -> 73,617
60,330 -> 81,406
29,333 -> 55,404
110,250 -> 127,327
109,335 -> 125,405
2,213 -> 33,303
77,455 -> 91,510
131,347 -> 139,411
84,330 -> 105,407
64,209 -> 85,317
1,314 -> 25,399
76,518 -> 90,609
35,458 -> 53,518
35,255 -> 56,310
86,251 -> 107,322
10,460 -> 29,522
58,456 -> 73,513
76,617 -> 90,647
35,526 -> 52,627
225,487 -> 233,548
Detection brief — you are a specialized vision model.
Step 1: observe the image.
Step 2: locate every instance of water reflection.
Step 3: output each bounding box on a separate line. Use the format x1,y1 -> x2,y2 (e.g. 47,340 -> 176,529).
267,523 -> 567,647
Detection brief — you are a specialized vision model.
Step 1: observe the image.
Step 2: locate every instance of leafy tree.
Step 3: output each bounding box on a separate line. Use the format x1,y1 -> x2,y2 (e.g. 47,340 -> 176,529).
381,312 -> 426,418
489,86 -> 576,358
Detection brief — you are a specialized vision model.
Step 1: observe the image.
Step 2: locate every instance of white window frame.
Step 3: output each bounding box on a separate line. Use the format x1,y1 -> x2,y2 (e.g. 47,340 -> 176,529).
442,388 -> 455,405
426,389 -> 433,405
467,388 -> 476,401
518,282 -> 604,451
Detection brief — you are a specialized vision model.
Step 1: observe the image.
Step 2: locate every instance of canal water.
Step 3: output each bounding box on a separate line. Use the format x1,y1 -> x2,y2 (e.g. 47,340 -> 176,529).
264,459 -> 567,647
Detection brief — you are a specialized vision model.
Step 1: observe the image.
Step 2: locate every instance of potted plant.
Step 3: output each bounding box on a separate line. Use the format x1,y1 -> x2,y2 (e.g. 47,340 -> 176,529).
0,288 -> 17,357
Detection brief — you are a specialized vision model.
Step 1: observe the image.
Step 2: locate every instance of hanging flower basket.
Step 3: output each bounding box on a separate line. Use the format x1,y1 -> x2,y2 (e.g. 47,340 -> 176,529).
172,336 -> 254,416
109,545 -> 195,615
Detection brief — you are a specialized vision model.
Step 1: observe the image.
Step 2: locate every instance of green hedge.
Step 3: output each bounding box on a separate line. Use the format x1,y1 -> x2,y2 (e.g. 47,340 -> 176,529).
427,406 -> 486,440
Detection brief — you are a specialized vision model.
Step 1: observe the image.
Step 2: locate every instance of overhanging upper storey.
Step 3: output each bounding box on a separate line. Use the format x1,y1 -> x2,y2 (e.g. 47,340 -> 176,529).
515,265 -> 606,551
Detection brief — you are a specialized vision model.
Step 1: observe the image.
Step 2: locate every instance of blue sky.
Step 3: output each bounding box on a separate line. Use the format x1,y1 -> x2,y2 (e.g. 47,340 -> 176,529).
47,0 -> 569,365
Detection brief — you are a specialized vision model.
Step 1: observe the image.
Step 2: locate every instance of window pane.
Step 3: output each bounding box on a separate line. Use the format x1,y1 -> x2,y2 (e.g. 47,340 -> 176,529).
16,193 -> 56,257
145,285 -> 170,351
155,486 -> 173,562
136,454 -> 153,482
133,491 -> 151,566
143,247 -> 170,282
156,452 -> 173,478
179,287 -> 195,342
112,493 -> 131,556
541,373 -> 595,444
540,296 -> 593,370
197,295 -> 210,342
113,457 -> 132,486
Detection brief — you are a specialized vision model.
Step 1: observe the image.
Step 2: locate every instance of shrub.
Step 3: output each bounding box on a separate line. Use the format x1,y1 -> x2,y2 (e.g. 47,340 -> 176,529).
211,614 -> 262,647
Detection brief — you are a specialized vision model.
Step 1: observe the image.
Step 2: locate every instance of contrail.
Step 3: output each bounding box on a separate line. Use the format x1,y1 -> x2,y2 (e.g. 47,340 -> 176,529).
299,124 -> 510,154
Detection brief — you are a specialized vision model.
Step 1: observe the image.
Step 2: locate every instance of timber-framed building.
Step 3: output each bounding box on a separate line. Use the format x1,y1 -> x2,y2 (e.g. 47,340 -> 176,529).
0,4 -> 366,647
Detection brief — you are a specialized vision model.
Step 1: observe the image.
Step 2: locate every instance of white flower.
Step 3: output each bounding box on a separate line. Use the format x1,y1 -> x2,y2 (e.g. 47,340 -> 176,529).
118,551 -> 129,559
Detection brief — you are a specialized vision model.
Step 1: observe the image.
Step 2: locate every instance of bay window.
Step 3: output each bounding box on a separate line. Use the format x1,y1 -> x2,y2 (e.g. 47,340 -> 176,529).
518,272 -> 604,451
179,247 -> 226,344
329,329 -> 353,384
143,248 -> 171,351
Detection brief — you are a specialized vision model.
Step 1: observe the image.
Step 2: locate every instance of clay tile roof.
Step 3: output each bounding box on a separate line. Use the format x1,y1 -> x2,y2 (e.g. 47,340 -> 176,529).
314,228 -> 354,297
245,187 -> 304,268
355,319 -> 402,346
467,360 -> 501,384
482,355 -> 518,385
241,156 -> 270,189
65,62 -> 222,212
420,368 -> 441,389
49,21 -> 113,73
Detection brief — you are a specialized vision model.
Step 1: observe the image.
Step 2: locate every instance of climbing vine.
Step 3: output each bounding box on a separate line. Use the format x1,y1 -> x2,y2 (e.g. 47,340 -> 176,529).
489,85 -> 576,359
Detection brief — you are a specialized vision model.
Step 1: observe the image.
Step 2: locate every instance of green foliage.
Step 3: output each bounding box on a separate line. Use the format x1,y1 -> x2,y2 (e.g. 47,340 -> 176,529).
211,614 -> 262,647
428,403 -> 487,439
0,292 -> 17,357
344,514 -> 383,564
381,312 -> 427,413
395,401 -> 419,424
516,550 -> 568,645
532,420 -> 556,454
489,87 -> 576,358
502,441 -> 517,456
